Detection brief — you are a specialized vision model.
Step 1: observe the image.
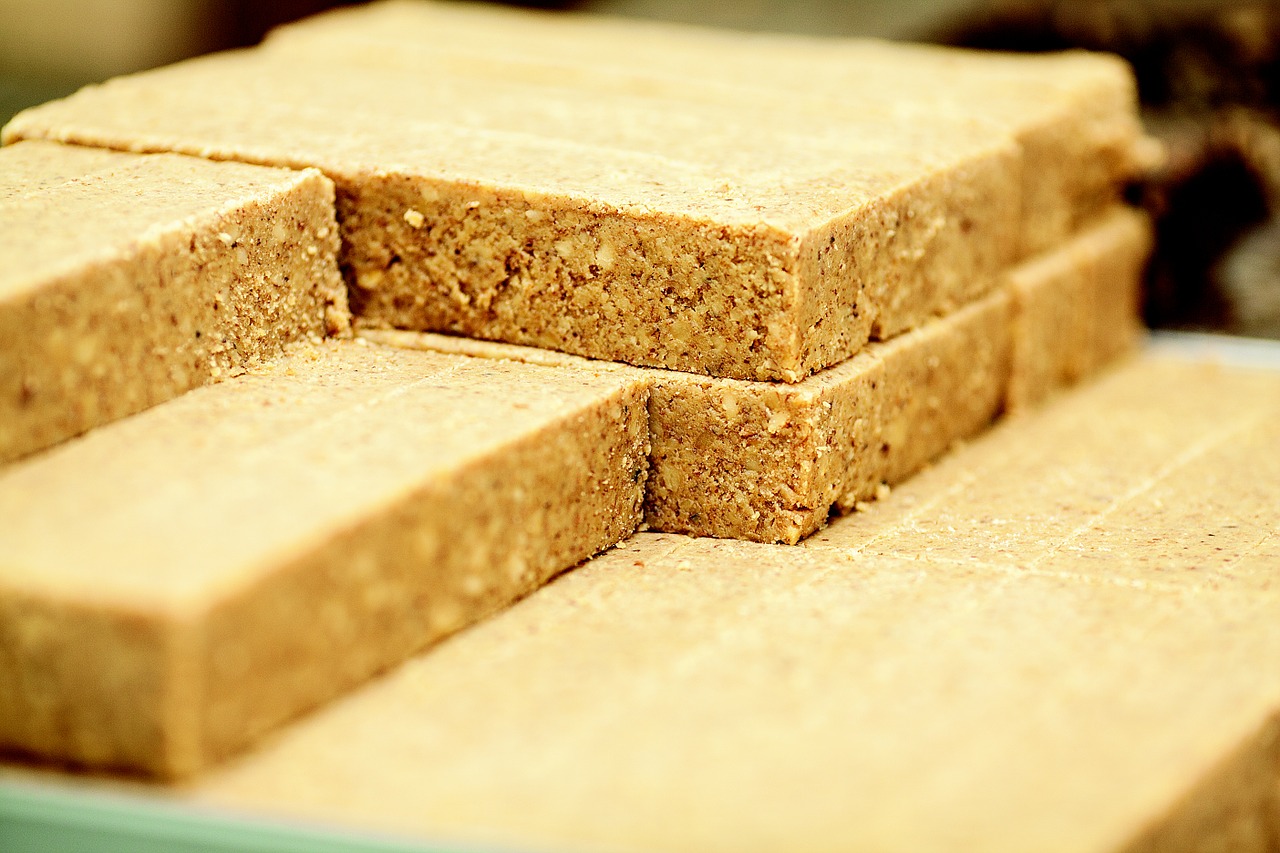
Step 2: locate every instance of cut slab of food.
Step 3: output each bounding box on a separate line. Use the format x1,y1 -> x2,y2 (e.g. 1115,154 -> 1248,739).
178,406 -> 1280,853
0,341 -> 649,777
1006,207 -> 1151,411
373,289 -> 1008,544
3,0 -> 1150,381
267,0 -> 1153,258
367,207 -> 1150,543
0,140 -> 349,463
807,352 -> 1280,590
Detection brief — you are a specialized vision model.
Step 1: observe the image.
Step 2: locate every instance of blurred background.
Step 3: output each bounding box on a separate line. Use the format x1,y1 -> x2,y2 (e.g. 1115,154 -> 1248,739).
0,0 -> 976,120
2,0 -> 1278,337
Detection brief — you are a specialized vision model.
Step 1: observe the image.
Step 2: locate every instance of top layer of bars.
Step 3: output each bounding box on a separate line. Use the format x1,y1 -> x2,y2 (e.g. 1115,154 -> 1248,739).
3,0 -> 1151,381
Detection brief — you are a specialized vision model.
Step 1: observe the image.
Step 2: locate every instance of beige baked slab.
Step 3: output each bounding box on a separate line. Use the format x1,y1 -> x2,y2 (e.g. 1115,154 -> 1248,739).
4,2 -> 1148,381
1006,205 -> 1149,411
366,207 -> 1150,543
806,352 -> 1280,589
267,0 -> 1150,258
0,139 -> 349,464
0,341 -> 649,778
125,351 -> 1280,853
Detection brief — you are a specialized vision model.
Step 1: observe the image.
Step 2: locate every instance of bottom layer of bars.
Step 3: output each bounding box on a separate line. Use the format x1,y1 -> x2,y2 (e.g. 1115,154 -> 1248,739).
370,206 -> 1151,543
0,343 -> 649,777
128,353 -> 1280,853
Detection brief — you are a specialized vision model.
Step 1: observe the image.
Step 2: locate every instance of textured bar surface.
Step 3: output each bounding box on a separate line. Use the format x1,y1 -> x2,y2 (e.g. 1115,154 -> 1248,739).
4,1 -> 1149,380
169,353 -> 1280,853
366,207 -> 1149,543
806,354 -> 1280,586
372,290 -> 1009,544
0,342 -> 649,777
0,140 -> 349,463
267,0 -> 1151,259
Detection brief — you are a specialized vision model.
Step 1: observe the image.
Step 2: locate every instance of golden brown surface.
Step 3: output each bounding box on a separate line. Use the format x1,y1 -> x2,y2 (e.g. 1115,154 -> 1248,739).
3,1 -> 1148,380
0,140 -> 349,464
1007,207 -> 1151,411
143,354 -> 1280,853
807,355 -> 1280,587
366,206 -> 1150,543
268,0 -> 1151,258
0,341 -> 649,777
365,285 -> 1008,545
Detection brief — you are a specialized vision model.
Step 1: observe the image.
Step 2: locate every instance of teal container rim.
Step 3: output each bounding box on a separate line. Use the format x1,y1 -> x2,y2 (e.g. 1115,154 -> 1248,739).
0,775 -> 511,853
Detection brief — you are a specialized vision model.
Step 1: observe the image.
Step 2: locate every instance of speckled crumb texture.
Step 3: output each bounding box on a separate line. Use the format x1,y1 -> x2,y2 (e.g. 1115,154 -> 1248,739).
2,0 -> 1150,381
0,140 -> 350,464
0,341 -> 649,778
116,354 -> 1280,853
365,207 -> 1150,544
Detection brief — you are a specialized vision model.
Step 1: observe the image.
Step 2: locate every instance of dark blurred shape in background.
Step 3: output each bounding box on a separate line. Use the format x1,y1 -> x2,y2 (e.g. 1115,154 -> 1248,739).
940,1 -> 1280,337
0,1 -> 342,123
3,0 -> 1278,338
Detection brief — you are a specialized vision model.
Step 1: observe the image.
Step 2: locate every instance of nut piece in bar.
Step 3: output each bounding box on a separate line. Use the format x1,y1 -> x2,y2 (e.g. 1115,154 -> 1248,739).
0,140 -> 349,463
0,342 -> 649,777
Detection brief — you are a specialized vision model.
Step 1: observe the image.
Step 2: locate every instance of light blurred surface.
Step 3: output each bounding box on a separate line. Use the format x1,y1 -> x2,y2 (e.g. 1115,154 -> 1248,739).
0,0 -> 979,125
0,0 -> 217,79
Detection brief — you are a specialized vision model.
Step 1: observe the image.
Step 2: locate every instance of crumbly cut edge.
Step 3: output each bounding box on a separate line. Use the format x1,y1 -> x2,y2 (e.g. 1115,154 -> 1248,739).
364,206 -> 1149,545
0,161 -> 349,464
342,173 -> 812,381
362,288 -> 1009,545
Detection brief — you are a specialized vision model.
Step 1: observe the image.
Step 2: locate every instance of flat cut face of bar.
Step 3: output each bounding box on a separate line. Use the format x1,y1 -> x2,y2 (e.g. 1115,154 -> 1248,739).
0,140 -> 350,463
365,206 -> 1150,544
0,341 -> 649,777
173,355 -> 1280,852
4,12 -> 1131,381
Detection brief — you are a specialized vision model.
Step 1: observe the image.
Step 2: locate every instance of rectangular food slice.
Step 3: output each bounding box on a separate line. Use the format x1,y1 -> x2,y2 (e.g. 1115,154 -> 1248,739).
1,12 -> 1139,381
372,287 -> 1008,544
369,207 -> 1150,543
0,140 -> 349,463
174,504 -> 1280,853
1006,206 -> 1152,411
807,350 -> 1280,591
650,290 -> 1013,543
371,281 -> 1008,540
0,341 -> 649,777
267,0 -> 1151,259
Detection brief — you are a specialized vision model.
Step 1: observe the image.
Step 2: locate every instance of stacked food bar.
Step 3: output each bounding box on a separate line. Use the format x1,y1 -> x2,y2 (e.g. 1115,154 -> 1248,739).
1,0 -> 1154,783
177,356 -> 1280,853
